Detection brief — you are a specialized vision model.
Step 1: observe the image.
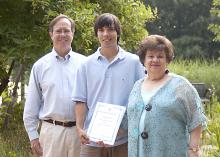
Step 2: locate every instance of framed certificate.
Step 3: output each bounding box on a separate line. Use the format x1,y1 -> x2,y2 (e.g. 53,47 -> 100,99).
87,102 -> 126,145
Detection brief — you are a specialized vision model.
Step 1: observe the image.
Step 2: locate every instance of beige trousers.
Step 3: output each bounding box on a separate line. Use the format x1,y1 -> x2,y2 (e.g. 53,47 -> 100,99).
39,121 -> 80,157
80,142 -> 128,157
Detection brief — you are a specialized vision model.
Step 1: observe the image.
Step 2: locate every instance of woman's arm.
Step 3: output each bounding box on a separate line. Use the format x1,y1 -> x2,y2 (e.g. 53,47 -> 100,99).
188,125 -> 202,157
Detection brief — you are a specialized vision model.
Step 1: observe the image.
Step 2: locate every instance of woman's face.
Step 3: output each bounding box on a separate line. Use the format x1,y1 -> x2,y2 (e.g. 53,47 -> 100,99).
144,50 -> 168,74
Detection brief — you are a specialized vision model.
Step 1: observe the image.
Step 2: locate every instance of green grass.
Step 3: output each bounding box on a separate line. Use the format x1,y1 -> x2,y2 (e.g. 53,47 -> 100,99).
200,96 -> 220,157
0,124 -> 32,157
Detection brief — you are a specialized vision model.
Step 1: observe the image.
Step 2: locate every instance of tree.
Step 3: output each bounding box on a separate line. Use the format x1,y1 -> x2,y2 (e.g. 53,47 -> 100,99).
0,0 -> 49,128
209,0 -> 220,42
0,0 -> 156,128
32,0 -> 155,54
145,0 -> 220,59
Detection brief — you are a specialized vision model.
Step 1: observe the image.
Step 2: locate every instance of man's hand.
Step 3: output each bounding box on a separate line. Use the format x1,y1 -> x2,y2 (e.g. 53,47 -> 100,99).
77,128 -> 90,145
31,138 -> 43,156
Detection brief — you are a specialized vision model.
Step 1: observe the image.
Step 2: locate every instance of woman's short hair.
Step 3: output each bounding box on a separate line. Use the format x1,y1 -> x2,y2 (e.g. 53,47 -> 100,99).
94,13 -> 121,43
138,35 -> 174,65
49,14 -> 75,33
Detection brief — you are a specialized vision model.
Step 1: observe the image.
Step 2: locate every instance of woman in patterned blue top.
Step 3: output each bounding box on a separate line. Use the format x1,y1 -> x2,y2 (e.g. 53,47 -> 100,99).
127,35 -> 206,157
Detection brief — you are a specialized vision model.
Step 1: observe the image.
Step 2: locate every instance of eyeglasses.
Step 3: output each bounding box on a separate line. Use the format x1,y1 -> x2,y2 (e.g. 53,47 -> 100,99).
53,29 -> 72,35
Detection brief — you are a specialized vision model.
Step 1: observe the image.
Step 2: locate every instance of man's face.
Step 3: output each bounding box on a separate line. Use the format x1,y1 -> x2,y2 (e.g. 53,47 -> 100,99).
49,18 -> 73,56
97,26 -> 118,48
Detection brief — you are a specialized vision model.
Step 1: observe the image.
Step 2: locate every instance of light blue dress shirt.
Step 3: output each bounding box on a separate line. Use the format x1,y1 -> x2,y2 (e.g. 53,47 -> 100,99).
72,46 -> 145,147
23,48 -> 86,141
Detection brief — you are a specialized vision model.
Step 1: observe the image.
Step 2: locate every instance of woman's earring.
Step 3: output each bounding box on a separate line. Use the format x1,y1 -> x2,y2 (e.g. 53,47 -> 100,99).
145,70 -> 147,74
165,69 -> 169,74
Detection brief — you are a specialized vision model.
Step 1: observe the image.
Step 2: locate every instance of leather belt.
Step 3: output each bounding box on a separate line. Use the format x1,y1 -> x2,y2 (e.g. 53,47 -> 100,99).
44,119 -> 76,127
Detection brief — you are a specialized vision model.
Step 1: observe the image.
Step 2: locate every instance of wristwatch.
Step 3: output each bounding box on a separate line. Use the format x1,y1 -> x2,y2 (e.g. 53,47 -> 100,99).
189,146 -> 200,152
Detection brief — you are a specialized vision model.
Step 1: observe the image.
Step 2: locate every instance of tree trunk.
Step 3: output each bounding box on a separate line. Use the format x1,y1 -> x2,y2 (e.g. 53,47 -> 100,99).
20,71 -> 25,102
3,63 -> 25,129
0,60 -> 15,95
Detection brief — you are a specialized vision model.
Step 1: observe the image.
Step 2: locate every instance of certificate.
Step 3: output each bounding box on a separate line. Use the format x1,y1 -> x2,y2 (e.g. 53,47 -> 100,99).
87,102 -> 126,145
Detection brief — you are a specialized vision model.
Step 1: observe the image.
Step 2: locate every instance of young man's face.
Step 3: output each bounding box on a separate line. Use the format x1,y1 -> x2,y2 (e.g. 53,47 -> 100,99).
97,26 -> 118,48
49,18 -> 73,56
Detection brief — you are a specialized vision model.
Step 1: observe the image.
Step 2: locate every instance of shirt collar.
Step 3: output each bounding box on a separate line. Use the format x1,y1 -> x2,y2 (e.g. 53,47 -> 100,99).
52,48 -> 72,60
94,46 -> 126,60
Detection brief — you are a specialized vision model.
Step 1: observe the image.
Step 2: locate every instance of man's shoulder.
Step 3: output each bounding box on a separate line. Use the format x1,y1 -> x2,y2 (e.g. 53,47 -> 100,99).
123,52 -> 140,64
82,51 -> 98,63
119,47 -> 139,61
124,51 -> 139,58
69,51 -> 87,65
33,52 -> 53,67
70,51 -> 86,59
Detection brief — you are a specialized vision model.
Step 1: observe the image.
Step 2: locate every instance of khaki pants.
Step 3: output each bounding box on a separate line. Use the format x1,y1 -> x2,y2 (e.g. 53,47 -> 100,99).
39,121 -> 80,157
80,142 -> 128,157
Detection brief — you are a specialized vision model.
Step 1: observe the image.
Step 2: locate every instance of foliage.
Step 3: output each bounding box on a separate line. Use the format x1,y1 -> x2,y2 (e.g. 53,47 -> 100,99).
87,0 -> 155,52
0,91 -> 30,156
32,0 -> 155,54
209,0 -> 220,42
0,0 -> 51,97
0,0 -> 50,64
168,59 -> 220,98
145,0 -> 220,59
201,95 -> 220,157
0,91 -> 11,128
0,88 -> 24,129
0,0 -> 156,97
0,0 -> 155,130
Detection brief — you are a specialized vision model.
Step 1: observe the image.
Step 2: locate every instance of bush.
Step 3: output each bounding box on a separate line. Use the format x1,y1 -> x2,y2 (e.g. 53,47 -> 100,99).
168,59 -> 220,99
0,91 -> 31,157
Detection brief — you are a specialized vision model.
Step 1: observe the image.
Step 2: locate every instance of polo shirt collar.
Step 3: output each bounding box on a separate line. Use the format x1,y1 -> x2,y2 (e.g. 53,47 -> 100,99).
95,46 -> 126,60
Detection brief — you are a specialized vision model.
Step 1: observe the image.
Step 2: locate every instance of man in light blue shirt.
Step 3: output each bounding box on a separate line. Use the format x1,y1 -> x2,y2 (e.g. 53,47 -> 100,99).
23,14 -> 86,157
72,13 -> 145,157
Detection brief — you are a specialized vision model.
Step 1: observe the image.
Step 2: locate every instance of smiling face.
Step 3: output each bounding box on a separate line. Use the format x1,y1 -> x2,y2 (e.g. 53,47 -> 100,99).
144,50 -> 168,75
94,13 -> 121,46
97,26 -> 118,49
49,18 -> 74,57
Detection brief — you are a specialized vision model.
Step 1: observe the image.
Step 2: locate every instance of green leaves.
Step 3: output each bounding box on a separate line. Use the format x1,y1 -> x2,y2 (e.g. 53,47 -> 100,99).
0,0 -> 156,100
146,0 -> 220,59
209,0 -> 220,42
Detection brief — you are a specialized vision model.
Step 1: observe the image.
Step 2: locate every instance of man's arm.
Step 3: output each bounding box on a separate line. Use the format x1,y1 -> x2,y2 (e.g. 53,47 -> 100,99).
75,101 -> 90,144
23,65 -> 43,156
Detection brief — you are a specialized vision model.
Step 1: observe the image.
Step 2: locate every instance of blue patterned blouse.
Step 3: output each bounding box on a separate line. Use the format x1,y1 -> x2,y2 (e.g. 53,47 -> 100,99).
127,73 -> 207,157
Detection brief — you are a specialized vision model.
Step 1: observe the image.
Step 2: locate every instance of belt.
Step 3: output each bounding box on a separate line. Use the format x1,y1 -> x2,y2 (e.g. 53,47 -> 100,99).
44,119 -> 76,127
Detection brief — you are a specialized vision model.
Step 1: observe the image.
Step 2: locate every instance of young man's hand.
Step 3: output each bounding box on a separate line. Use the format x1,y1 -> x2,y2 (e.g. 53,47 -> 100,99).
77,128 -> 90,145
